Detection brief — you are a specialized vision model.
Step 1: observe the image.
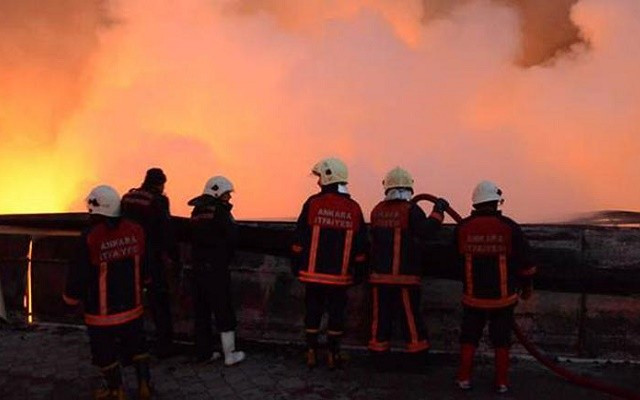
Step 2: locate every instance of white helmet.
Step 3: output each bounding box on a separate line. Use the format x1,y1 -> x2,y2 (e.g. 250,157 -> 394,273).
203,176 -> 234,198
312,158 -> 348,186
383,167 -> 414,192
472,180 -> 503,205
86,185 -> 121,217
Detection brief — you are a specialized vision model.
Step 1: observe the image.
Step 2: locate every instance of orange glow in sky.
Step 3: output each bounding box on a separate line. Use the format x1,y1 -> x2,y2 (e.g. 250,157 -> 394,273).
1,0 -> 640,221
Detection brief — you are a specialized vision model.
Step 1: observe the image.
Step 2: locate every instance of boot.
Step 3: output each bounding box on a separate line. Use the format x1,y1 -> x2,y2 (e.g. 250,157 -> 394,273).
94,388 -> 127,400
495,347 -> 510,393
327,351 -> 343,370
95,363 -> 126,400
221,331 -> 245,366
327,335 -> 343,370
306,332 -> 318,369
456,344 -> 476,390
306,349 -> 318,369
134,354 -> 153,399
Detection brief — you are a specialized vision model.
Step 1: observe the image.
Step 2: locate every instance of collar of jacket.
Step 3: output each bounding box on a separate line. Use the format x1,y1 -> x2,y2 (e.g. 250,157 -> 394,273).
471,208 -> 502,216
320,183 -> 350,197
89,215 -> 122,228
140,184 -> 162,195
384,188 -> 412,201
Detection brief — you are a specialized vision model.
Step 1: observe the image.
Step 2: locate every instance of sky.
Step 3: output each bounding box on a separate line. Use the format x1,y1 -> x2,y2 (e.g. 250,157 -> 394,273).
1,0 -> 639,221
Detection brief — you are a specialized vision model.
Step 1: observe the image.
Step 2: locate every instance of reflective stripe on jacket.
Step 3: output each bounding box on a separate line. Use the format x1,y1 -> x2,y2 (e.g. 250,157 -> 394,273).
292,188 -> 368,286
454,210 -> 536,309
369,200 -> 443,286
64,219 -> 147,327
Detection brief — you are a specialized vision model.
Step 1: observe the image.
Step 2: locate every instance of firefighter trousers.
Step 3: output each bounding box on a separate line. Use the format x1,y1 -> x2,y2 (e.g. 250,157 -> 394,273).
460,305 -> 514,348
368,285 -> 429,353
147,259 -> 174,349
193,265 -> 237,358
87,317 -> 148,368
304,283 -> 348,340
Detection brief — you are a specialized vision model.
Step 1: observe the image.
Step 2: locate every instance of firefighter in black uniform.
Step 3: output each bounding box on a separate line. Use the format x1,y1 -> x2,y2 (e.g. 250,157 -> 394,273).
291,157 -> 369,369
63,185 -> 151,400
368,167 -> 448,357
454,181 -> 536,393
121,168 -> 176,357
188,176 -> 246,366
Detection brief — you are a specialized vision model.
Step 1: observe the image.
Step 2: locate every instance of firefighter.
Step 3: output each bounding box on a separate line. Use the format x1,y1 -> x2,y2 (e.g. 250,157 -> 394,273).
291,157 -> 369,369
454,181 -> 536,393
121,168 -> 176,358
188,176 -> 245,366
368,167 -> 448,357
63,185 -> 151,400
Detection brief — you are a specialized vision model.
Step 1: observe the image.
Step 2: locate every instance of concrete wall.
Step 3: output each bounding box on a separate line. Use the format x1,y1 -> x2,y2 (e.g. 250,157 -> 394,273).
227,251 -> 640,359
0,223 -> 639,360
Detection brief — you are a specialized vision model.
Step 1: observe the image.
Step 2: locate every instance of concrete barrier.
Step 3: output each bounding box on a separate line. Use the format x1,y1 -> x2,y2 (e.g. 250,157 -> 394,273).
0,218 -> 639,359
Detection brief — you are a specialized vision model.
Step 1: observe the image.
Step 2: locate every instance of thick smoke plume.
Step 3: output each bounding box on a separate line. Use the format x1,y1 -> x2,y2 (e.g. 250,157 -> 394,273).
0,0 -> 107,212
1,0 -> 639,221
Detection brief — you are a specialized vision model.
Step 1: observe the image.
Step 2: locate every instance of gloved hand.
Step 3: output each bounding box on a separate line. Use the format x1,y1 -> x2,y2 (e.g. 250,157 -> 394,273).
432,198 -> 449,214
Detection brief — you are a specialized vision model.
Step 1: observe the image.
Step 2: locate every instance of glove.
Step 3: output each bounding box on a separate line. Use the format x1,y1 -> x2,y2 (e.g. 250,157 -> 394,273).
432,198 -> 449,214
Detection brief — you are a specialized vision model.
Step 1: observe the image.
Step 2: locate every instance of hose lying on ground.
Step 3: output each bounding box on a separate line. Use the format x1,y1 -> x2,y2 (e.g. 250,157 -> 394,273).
412,193 -> 640,400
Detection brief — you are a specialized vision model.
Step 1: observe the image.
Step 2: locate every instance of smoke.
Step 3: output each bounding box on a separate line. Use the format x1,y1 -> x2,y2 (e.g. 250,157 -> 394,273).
0,0 -> 108,144
421,0 -> 581,65
1,0 -> 639,221
0,0 -> 109,213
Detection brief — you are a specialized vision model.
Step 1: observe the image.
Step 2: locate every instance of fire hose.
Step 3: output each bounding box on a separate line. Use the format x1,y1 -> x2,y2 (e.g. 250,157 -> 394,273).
412,193 -> 640,400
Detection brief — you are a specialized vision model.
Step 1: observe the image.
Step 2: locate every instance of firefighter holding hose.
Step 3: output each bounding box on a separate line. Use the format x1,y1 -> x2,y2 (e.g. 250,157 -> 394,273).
367,167 -> 448,359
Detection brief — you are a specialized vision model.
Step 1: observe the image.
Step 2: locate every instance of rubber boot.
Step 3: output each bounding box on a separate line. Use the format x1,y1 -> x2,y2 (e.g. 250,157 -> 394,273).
306,332 -> 318,369
456,344 -> 476,390
495,347 -> 510,394
134,354 -> 152,400
95,363 -> 126,400
327,335 -> 342,370
221,331 -> 246,366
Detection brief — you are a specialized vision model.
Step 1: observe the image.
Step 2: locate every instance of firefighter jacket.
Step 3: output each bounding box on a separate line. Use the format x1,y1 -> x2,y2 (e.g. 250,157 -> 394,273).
63,218 -> 148,327
188,195 -> 238,269
454,209 -> 536,309
121,185 -> 175,263
291,185 -> 368,286
369,200 -> 444,286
